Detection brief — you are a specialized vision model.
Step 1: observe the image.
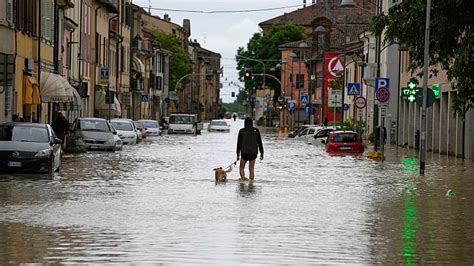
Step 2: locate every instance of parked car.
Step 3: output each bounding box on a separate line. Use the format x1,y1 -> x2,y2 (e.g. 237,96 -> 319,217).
322,130 -> 364,154
288,124 -> 315,138
168,114 -> 203,135
137,119 -> 161,136
207,120 -> 230,132
71,117 -> 118,151
134,121 -> 147,141
111,119 -> 138,145
0,122 -> 62,173
295,126 -> 324,139
110,124 -> 123,151
307,128 -> 336,145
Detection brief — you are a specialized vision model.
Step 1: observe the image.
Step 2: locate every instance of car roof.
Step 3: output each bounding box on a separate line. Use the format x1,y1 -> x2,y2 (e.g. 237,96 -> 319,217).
1,122 -> 48,128
331,130 -> 359,134
79,117 -> 107,121
170,114 -> 195,116
111,118 -> 133,122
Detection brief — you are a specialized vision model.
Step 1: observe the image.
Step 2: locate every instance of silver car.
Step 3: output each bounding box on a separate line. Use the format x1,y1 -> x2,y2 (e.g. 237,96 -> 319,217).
72,117 -> 118,151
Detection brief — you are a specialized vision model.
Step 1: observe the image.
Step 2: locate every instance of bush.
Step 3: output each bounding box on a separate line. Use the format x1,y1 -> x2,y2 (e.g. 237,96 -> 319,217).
64,134 -> 86,154
368,133 -> 375,143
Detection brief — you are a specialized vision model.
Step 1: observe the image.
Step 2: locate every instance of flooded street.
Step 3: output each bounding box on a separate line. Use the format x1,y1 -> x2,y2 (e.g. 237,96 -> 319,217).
0,119 -> 473,264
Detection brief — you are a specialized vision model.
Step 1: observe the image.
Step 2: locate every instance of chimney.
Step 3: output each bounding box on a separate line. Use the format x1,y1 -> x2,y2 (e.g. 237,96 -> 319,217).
183,19 -> 191,37
164,14 -> 170,21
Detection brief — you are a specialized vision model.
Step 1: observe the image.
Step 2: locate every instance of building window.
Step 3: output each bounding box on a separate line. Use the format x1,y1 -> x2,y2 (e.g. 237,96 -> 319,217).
296,74 -> 304,89
0,53 -> 14,115
41,0 -> 54,41
15,0 -> 38,35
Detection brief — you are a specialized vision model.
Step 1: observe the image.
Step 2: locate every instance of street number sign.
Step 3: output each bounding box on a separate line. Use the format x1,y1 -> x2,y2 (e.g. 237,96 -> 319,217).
354,96 -> 367,109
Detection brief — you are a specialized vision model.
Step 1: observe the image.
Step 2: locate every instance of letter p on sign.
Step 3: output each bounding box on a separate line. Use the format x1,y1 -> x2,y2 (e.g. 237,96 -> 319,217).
375,78 -> 390,91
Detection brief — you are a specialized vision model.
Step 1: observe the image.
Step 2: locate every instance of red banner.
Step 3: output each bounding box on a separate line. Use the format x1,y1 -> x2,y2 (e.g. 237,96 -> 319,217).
323,51 -> 343,123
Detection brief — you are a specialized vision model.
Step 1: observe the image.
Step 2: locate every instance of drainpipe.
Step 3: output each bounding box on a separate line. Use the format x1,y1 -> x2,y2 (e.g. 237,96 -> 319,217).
38,0 -> 43,122
94,5 -> 102,118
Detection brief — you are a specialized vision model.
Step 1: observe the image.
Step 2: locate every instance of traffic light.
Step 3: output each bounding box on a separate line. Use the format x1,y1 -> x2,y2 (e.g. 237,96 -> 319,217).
244,69 -> 252,81
231,92 -> 235,97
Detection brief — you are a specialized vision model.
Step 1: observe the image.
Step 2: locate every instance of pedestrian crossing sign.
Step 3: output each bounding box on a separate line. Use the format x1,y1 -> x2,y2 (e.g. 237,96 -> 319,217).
347,83 -> 361,96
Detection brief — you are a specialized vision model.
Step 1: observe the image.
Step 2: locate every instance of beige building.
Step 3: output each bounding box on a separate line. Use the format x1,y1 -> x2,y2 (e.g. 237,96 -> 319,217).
0,0 -> 15,123
91,0 -> 120,119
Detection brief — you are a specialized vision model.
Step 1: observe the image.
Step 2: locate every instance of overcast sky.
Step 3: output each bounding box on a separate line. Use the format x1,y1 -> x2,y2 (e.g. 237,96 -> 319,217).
133,0 -> 304,102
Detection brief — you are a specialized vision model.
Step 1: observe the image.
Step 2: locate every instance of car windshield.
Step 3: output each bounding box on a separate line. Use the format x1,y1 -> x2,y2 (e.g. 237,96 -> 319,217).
169,116 -> 195,124
80,120 -> 110,132
142,121 -> 158,128
210,121 -> 227,126
0,125 -> 49,143
134,121 -> 143,128
111,121 -> 133,131
333,133 -> 358,143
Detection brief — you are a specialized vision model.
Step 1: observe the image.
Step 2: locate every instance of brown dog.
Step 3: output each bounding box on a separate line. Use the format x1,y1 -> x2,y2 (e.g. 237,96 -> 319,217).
213,167 -> 228,182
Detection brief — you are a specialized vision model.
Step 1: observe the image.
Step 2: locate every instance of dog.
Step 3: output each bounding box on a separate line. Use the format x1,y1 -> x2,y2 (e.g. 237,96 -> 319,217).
213,162 -> 236,182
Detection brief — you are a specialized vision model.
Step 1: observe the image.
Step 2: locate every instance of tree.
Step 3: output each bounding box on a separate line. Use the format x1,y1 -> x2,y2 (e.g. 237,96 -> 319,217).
371,0 -> 473,119
236,24 -> 306,100
154,32 -> 193,91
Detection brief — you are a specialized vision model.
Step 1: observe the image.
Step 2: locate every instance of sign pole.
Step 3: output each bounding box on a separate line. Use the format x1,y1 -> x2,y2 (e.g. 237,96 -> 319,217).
333,94 -> 337,128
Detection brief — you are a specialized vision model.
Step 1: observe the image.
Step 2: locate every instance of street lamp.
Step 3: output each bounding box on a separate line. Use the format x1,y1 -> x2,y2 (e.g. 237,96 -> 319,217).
314,25 -> 327,125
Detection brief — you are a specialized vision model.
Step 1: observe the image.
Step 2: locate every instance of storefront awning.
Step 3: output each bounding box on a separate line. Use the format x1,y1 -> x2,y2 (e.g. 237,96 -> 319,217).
40,72 -> 82,110
95,90 -> 122,116
132,56 -> 145,76
23,75 -> 41,105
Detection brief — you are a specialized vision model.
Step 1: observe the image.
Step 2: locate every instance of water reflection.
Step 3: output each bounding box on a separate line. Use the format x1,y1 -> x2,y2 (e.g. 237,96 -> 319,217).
0,121 -> 473,264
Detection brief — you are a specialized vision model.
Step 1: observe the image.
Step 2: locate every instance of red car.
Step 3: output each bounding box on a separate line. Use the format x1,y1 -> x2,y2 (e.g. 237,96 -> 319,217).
323,130 -> 364,154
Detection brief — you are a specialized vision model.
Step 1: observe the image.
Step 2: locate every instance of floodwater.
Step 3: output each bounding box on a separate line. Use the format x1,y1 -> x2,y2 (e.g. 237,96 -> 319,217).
0,120 -> 473,264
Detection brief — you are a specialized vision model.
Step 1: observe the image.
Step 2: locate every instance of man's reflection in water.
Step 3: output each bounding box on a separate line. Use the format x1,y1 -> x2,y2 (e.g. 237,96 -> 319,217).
238,181 -> 255,196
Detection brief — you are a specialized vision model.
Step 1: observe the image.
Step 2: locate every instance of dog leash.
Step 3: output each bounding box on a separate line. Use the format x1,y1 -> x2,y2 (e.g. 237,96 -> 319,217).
225,161 -> 237,169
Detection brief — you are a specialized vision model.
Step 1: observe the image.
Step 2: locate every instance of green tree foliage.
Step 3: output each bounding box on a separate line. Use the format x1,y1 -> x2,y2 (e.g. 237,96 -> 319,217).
236,24 -> 305,101
154,32 -> 193,91
372,0 -> 473,118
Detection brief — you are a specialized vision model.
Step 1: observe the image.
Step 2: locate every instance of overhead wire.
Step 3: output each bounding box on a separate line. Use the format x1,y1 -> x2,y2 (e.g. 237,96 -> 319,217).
139,4 -> 302,14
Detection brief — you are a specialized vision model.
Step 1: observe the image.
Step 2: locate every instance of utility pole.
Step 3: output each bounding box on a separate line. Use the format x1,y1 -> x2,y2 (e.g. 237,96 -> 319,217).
420,0 -> 432,176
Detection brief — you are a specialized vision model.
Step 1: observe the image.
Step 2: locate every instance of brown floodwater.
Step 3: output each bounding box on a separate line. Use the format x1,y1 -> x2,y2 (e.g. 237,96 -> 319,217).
0,120 -> 473,264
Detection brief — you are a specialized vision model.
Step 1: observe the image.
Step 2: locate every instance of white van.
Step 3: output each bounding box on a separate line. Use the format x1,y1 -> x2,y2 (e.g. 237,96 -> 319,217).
168,114 -> 203,135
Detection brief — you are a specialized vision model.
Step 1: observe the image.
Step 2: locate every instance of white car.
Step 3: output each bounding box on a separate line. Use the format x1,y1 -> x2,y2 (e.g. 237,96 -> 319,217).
110,119 -> 138,145
137,119 -> 161,136
307,128 -> 336,145
295,126 -> 324,139
110,124 -> 123,151
168,114 -> 202,135
207,120 -> 230,132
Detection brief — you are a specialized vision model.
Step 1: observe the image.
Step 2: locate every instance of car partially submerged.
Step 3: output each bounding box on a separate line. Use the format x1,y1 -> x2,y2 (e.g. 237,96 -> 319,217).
322,130 -> 364,155
72,117 -> 119,151
0,122 -> 62,173
168,114 -> 203,135
137,119 -> 161,136
207,120 -> 230,132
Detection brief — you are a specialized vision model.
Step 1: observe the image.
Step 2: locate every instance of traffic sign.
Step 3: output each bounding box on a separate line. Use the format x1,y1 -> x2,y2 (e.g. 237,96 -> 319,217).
288,100 -> 296,111
343,103 -> 350,111
415,88 -> 436,107
347,83 -> 361,96
305,104 -> 311,114
300,94 -> 309,104
375,77 -> 390,92
376,87 -> 390,103
141,94 -> 149,102
100,67 -> 109,84
354,96 -> 367,109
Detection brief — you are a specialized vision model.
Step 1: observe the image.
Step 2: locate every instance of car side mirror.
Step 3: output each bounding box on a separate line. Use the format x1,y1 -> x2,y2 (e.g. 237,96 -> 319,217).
321,139 -> 326,144
113,131 -> 117,135
52,138 -> 63,145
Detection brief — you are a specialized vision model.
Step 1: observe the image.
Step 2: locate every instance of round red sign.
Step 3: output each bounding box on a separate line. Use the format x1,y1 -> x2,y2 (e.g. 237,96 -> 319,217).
354,96 -> 367,109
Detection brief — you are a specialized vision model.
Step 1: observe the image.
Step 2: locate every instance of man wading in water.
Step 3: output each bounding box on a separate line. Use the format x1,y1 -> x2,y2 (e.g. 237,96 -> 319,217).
236,117 -> 264,181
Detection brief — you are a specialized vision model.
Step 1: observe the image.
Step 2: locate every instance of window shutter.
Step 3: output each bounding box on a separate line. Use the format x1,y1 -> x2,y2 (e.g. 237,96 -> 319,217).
5,0 -> 13,25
